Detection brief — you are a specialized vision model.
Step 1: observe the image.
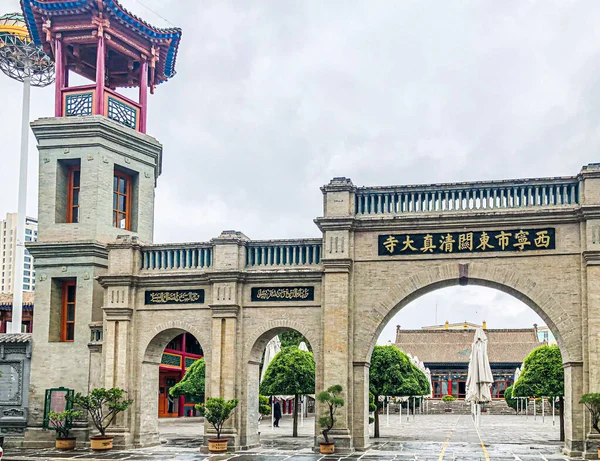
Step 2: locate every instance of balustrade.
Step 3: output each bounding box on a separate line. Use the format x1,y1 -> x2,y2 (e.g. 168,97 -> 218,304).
246,240 -> 322,267
61,85 -> 142,132
355,178 -> 579,215
141,245 -> 212,270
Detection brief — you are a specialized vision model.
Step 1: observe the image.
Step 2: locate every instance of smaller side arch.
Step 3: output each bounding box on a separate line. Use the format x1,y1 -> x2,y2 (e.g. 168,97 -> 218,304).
239,320 -> 319,449
243,318 -> 321,364
132,321 -> 211,447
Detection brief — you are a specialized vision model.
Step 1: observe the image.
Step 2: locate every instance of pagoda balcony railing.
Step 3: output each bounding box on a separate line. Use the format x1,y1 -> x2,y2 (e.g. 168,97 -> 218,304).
245,239 -> 322,267
141,244 -> 213,271
61,85 -> 142,132
355,177 -> 580,216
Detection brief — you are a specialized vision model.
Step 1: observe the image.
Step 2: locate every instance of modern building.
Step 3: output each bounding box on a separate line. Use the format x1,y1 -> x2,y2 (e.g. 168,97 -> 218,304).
0,292 -> 34,333
0,213 -> 37,293
394,323 -> 542,399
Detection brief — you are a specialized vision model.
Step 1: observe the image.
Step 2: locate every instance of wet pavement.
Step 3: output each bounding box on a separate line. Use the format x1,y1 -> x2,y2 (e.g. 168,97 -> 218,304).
1,414 -> 573,460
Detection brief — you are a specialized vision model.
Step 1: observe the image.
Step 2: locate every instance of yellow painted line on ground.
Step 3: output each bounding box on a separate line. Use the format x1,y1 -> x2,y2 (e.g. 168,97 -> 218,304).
438,415 -> 461,461
472,417 -> 491,461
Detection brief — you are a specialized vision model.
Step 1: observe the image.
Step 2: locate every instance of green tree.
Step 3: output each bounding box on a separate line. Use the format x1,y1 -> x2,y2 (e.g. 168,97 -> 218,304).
196,398 -> 238,440
504,385 -> 518,413
259,395 -> 271,419
369,345 -> 430,438
317,384 -> 344,444
260,347 -> 315,437
69,388 -> 133,436
580,393 -> 600,434
169,358 -> 205,401
513,345 -> 564,441
279,331 -> 311,350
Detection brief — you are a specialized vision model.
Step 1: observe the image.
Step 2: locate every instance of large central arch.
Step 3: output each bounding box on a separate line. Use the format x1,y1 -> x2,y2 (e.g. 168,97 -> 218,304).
350,262 -> 584,453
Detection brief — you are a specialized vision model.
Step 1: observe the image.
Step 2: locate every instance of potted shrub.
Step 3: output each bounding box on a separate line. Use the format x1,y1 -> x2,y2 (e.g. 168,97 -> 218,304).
317,384 -> 344,454
258,395 -> 271,442
442,394 -> 456,412
69,387 -> 133,451
581,393 -> 600,457
196,397 -> 238,453
48,409 -> 82,450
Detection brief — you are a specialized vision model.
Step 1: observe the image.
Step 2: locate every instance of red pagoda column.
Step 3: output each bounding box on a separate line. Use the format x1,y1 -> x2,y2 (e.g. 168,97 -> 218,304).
95,34 -> 106,116
139,59 -> 148,133
53,35 -> 64,117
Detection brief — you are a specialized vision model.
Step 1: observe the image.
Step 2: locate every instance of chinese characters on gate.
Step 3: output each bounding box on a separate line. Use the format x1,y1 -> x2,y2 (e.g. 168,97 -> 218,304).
378,228 -> 555,256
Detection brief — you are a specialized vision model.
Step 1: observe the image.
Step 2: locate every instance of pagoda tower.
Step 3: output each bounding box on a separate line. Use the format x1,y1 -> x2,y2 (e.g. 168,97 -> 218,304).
20,0 -> 181,447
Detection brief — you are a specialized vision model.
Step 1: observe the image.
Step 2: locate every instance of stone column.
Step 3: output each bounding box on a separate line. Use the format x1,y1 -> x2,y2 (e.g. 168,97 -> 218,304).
205,231 -> 248,450
564,361 -> 585,458
316,178 -> 356,451
99,237 -> 141,448
579,164 -> 600,458
352,362 -> 370,450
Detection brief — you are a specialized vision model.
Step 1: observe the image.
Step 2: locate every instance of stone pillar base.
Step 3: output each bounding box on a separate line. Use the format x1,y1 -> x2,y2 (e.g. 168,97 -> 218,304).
133,430 -> 160,448
583,433 -> 600,459
313,428 -> 353,454
564,438 -> 585,459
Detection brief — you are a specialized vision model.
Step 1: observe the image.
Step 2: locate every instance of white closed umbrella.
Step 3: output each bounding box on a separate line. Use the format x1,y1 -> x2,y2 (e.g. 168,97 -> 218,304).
298,341 -> 309,352
261,335 -> 282,382
465,327 -> 493,426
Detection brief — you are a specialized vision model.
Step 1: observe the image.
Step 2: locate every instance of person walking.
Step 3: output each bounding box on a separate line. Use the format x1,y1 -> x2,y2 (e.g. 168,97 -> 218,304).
273,398 -> 282,427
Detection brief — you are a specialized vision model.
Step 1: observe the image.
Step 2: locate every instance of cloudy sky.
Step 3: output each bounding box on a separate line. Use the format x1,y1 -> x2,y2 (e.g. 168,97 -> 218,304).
2,0 -> 598,342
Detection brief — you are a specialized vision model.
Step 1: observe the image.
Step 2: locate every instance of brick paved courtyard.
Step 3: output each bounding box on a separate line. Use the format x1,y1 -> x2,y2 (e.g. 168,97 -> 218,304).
2,413 -> 570,460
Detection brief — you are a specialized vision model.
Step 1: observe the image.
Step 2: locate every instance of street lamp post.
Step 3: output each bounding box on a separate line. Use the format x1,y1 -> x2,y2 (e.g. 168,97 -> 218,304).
0,13 -> 54,333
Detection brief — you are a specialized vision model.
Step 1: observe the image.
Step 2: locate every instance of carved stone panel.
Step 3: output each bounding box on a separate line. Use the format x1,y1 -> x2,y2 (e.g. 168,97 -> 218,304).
0,360 -> 24,406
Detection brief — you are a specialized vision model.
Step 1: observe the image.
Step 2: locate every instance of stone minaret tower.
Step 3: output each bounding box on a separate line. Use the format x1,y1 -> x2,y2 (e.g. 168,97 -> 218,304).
21,0 -> 181,446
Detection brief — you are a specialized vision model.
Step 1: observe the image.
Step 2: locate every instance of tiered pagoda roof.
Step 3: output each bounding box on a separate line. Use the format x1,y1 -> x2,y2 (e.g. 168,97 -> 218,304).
20,0 -> 181,89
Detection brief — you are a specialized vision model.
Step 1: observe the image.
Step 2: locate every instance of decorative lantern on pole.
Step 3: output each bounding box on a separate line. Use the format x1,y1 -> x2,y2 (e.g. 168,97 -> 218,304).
0,12 -> 54,333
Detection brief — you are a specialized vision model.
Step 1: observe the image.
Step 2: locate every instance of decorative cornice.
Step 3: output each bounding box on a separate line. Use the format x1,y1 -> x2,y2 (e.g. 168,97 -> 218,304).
31,116 -> 163,179
27,241 -> 108,260
314,217 -> 357,232
563,361 -> 583,368
583,251 -> 600,265
206,271 -> 247,284
578,205 -> 600,219
352,361 -> 371,368
322,258 -> 352,273
106,235 -> 142,250
321,177 -> 356,193
210,304 -> 239,318
103,307 -> 133,320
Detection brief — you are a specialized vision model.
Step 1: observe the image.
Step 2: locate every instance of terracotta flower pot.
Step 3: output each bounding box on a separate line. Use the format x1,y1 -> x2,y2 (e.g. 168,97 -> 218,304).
208,438 -> 228,453
90,435 -> 114,451
55,438 -> 76,450
320,442 -> 335,454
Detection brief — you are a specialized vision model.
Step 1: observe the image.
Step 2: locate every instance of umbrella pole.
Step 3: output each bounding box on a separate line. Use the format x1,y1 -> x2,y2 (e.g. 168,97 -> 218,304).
406,397 -> 409,422
386,398 -> 389,427
271,398 -> 274,428
534,397 -> 536,421
552,396 -> 555,426
301,398 -> 304,427
399,398 -> 402,427
542,397 -> 545,423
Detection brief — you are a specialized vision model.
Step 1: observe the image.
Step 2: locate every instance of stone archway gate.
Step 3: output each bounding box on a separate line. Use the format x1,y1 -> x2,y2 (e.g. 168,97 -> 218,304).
96,164 -> 600,457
